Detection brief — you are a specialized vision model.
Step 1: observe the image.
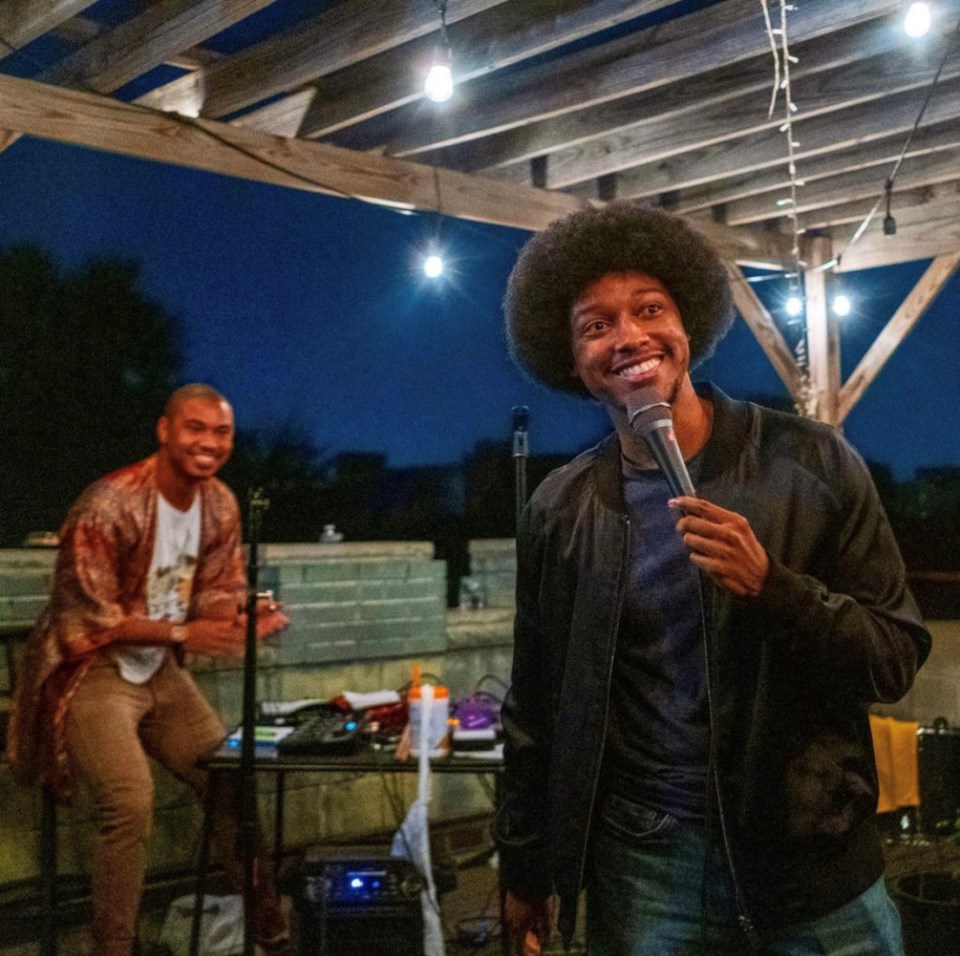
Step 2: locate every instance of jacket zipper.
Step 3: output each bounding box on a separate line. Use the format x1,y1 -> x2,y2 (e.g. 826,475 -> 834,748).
572,512 -> 631,908
699,573 -> 761,950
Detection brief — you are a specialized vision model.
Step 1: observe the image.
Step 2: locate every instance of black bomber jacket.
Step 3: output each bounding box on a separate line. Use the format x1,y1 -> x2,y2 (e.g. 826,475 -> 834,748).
494,384 -> 931,948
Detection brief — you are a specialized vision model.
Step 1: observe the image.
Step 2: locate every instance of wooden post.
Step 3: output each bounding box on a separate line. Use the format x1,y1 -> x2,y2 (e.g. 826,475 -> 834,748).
804,235 -> 839,425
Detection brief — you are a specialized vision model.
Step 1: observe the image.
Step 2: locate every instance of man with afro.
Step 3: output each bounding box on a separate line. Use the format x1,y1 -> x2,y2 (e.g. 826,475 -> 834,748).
493,202 -> 929,955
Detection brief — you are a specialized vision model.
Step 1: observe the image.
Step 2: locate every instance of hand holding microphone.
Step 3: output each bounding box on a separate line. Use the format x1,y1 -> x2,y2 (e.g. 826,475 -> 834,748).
625,386 -> 768,596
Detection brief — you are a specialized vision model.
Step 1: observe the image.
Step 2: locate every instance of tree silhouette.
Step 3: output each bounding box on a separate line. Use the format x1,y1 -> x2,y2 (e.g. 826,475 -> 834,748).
0,245 -> 182,545
219,425 -> 332,543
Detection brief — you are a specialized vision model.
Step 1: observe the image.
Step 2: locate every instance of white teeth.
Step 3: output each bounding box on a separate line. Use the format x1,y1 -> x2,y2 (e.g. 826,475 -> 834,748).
617,357 -> 660,377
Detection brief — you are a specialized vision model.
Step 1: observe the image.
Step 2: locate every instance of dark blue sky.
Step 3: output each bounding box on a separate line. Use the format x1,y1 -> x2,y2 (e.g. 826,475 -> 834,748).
1,136 -> 957,480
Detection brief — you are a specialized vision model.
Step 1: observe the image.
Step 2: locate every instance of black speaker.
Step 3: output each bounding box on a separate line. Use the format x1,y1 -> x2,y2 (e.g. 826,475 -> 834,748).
917,723 -> 960,836
293,848 -> 424,956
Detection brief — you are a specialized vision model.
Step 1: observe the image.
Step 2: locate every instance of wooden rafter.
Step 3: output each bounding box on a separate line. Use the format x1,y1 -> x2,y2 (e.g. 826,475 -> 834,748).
440,15 -> 931,177
0,0 -> 95,56
136,0 -> 509,120
724,263 -> 804,405
484,39 -> 960,190
41,0 -> 273,94
571,75 -> 960,203
241,0 -> 679,140
344,0 -> 900,157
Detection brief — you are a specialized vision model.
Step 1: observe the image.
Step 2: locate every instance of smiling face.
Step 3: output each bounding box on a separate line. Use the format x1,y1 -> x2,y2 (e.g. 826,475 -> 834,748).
570,271 -> 693,412
157,396 -> 234,487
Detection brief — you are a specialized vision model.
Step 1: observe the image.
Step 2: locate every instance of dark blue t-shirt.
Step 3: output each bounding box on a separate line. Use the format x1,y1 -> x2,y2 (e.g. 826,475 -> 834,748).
601,453 -> 709,821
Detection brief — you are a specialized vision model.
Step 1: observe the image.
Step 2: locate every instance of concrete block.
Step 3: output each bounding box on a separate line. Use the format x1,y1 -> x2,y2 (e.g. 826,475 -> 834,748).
432,773 -> 496,820
0,568 -> 53,596
0,770 -> 42,833
0,825 -> 38,883
287,603 -> 360,627
150,802 -> 206,873
54,818 -> 93,877
275,780 -> 325,848
279,582 -> 361,605
0,595 -> 49,626
356,560 -> 411,581
359,579 -> 438,602
358,598 -> 445,623
268,563 -> 309,585
320,774 -> 392,840
302,563 -> 361,584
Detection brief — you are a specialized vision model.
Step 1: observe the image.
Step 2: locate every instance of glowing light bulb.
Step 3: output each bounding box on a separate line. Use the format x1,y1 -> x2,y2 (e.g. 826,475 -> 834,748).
832,294 -> 852,317
424,60 -> 454,103
424,253 -> 444,278
785,295 -> 804,317
904,2 -> 931,37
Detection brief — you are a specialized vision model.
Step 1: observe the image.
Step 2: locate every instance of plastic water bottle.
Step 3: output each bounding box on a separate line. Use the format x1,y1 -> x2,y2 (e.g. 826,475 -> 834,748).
408,683 -> 450,758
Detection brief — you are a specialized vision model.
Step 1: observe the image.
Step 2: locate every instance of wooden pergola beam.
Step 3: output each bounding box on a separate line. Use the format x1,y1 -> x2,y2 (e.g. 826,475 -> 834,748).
803,235 -> 841,424
0,0 -> 95,56
41,0 -> 273,94
724,263 -> 805,405
0,73 -> 795,269
837,252 -> 960,424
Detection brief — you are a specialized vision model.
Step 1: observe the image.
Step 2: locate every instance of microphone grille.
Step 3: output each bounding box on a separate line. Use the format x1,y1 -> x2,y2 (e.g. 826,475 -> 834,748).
625,387 -> 673,436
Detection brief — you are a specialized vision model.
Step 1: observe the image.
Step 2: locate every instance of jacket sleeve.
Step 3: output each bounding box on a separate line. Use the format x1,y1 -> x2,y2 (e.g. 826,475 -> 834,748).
752,437 -> 931,703
48,491 -> 134,659
493,500 -> 555,901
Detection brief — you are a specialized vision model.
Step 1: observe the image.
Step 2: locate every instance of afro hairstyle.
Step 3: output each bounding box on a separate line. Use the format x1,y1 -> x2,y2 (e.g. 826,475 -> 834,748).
504,202 -> 735,397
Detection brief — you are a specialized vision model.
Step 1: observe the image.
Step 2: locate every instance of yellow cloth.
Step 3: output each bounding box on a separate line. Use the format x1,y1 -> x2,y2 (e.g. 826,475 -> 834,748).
869,714 -> 920,813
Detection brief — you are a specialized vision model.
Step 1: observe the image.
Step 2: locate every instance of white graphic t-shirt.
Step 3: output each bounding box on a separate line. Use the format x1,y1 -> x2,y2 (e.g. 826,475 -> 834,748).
114,494 -> 200,684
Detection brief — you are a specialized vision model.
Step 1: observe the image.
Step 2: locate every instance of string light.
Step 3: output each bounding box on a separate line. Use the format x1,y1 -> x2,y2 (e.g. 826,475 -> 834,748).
423,251 -> 444,278
424,0 -> 454,103
832,293 -> 852,317
421,164 -> 447,279
904,2 -> 932,38
761,0 -> 813,414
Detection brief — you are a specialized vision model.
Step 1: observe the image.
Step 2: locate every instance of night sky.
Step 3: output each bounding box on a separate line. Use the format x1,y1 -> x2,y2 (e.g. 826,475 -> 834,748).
2,135 -> 957,481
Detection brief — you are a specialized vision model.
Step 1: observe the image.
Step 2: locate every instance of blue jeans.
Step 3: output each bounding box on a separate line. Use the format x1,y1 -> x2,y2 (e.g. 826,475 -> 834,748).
586,793 -> 904,955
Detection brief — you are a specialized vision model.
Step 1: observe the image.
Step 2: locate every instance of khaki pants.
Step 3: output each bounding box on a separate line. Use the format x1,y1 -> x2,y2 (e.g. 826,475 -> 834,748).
65,652 -> 281,956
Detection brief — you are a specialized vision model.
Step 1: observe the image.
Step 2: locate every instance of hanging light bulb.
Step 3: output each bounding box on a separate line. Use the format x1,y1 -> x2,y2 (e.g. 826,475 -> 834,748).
424,0 -> 454,102
785,295 -> 804,317
423,252 -> 444,278
904,2 -> 931,37
424,50 -> 454,103
832,293 -> 852,317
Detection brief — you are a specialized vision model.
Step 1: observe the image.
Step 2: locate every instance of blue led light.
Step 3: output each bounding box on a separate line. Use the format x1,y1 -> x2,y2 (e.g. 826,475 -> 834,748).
350,877 -> 363,890
345,721 -> 357,731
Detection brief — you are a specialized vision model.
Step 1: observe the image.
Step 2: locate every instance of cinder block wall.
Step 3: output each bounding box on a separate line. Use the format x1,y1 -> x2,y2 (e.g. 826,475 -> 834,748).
3,541 -> 957,890
0,542 -> 515,888
468,538 -> 517,610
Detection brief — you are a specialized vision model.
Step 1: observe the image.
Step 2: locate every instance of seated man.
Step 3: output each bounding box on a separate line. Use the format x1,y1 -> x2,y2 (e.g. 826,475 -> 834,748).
7,383 -> 288,956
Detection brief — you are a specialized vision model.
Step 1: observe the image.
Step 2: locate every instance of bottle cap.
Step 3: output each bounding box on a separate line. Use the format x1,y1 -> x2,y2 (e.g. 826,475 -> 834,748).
409,683 -> 449,700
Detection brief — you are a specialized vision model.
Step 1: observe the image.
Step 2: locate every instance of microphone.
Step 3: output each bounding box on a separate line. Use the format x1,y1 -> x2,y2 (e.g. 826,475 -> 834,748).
625,387 -> 696,497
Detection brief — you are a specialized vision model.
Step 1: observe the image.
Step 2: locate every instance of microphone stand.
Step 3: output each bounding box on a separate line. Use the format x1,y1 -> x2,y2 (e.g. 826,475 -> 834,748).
512,406 -> 529,534
240,489 -> 269,956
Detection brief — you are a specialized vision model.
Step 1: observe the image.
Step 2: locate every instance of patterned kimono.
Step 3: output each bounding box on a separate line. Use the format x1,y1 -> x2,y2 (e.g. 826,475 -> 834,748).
6,454 -> 246,800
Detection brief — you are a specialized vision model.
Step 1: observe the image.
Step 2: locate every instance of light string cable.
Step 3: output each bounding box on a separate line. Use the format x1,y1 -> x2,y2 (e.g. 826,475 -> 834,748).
760,0 -> 814,414
837,14 -> 960,265
0,26 -> 436,218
